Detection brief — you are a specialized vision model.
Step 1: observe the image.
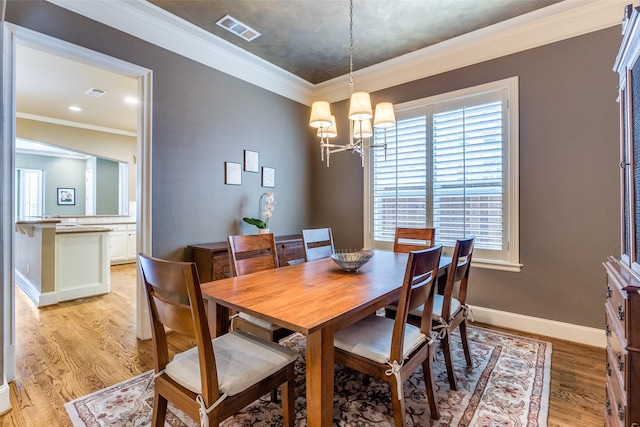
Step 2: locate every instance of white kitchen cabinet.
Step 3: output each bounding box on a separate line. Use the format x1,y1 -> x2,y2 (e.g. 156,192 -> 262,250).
126,226 -> 137,260
109,223 -> 136,265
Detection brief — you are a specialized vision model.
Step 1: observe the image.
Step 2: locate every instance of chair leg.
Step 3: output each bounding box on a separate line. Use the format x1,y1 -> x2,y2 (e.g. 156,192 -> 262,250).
281,366 -> 295,427
459,320 -> 472,366
270,330 -> 279,403
422,348 -> 440,421
389,378 -> 408,427
152,391 -> 168,427
441,332 -> 458,391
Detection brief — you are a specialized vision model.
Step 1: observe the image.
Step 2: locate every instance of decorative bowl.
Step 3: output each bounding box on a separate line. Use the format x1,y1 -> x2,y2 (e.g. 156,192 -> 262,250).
330,250 -> 374,272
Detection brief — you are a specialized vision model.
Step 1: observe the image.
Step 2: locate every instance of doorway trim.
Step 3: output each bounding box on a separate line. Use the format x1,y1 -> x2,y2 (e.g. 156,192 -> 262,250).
1,23 -> 153,384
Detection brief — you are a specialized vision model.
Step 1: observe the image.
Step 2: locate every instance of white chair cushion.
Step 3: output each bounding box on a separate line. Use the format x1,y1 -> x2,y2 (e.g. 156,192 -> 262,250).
334,315 -> 427,364
408,294 -> 462,321
238,312 -> 282,331
165,330 -> 297,396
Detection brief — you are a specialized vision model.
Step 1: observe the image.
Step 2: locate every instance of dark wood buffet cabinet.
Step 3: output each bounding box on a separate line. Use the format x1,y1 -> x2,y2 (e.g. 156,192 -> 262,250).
188,235 -> 305,282
607,3 -> 640,426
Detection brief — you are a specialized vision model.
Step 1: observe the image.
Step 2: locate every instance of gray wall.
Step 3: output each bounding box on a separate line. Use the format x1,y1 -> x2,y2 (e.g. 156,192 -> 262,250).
4,0 -> 312,262
311,28 -> 622,329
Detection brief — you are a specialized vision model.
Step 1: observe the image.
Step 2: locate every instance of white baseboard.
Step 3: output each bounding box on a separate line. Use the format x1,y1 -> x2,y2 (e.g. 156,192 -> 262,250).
0,377 -> 11,415
469,305 -> 606,348
14,270 -> 57,307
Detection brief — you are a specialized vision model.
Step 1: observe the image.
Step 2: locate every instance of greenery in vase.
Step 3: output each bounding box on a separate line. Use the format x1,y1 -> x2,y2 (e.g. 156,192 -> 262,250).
243,192 -> 275,229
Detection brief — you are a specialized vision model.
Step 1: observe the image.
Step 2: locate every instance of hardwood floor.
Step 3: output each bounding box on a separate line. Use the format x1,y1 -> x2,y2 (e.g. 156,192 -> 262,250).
2,263 -> 605,426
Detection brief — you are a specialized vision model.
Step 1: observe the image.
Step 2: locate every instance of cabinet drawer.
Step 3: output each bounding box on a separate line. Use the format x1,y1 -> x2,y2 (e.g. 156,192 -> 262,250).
606,331 -> 628,395
212,253 -> 230,281
110,224 -> 128,233
277,241 -> 305,266
604,384 -> 622,427
606,376 -> 627,427
606,272 -> 628,337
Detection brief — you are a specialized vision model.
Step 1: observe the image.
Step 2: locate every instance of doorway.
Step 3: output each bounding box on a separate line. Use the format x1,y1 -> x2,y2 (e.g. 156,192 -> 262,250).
1,24 -> 153,383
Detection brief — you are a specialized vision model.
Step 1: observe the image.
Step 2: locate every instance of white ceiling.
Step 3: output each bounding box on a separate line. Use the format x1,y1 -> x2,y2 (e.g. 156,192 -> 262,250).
16,44 -> 139,136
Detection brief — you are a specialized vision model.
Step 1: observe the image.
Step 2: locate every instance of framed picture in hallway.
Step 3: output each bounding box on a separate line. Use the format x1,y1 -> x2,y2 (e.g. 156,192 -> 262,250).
57,188 -> 75,205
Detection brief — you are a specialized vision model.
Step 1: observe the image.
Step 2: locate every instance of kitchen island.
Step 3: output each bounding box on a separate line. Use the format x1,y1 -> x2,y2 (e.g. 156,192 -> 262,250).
15,219 -> 111,306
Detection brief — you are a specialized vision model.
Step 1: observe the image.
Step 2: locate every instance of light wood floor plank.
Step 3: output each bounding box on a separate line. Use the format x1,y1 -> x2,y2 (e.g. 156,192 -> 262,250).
1,263 -> 605,426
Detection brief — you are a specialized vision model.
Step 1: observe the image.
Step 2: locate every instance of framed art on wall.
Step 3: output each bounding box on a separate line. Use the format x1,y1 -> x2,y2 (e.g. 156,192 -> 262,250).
225,162 -> 242,185
262,167 -> 275,188
244,150 -> 259,172
57,188 -> 75,205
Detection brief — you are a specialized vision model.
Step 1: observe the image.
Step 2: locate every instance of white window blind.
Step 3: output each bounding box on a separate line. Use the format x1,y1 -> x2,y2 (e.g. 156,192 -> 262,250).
365,77 -> 520,271
432,100 -> 503,250
372,116 -> 427,242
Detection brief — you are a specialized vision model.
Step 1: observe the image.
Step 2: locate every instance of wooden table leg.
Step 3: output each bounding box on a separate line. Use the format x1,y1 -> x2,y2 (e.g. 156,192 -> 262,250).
305,326 -> 334,427
208,302 -> 229,337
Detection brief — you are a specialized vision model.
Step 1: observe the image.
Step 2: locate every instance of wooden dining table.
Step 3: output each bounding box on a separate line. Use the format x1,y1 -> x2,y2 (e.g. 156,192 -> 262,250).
200,249 -> 451,427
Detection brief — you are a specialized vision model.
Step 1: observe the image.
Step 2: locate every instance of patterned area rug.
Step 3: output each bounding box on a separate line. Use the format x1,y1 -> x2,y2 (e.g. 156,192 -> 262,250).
65,325 -> 551,426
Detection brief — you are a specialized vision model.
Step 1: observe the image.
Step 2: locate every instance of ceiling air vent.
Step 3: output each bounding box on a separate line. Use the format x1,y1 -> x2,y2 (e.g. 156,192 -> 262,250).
85,88 -> 106,97
216,15 -> 261,42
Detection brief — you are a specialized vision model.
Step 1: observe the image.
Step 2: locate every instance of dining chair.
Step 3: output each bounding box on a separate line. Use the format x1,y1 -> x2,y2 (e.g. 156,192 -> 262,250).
301,227 -> 335,261
393,227 -> 436,253
227,233 -> 295,343
333,245 -> 443,426
138,253 -> 297,427
398,236 -> 475,391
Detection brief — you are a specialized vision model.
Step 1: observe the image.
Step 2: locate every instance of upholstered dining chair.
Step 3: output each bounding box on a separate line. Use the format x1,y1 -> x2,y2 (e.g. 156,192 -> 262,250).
393,227 -> 436,253
392,236 -> 476,391
138,253 -> 297,427
333,246 -> 443,426
301,227 -> 335,261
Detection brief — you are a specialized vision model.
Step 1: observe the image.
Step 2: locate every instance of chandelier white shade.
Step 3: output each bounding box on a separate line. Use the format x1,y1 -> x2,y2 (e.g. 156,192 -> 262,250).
353,118 -> 373,139
348,92 -> 373,121
317,116 -> 337,138
309,101 -> 333,129
308,0 -> 396,167
373,102 -> 396,128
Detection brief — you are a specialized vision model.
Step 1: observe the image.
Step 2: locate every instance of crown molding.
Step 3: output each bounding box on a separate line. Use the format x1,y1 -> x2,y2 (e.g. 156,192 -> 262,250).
17,112 -> 137,137
47,0 -> 628,106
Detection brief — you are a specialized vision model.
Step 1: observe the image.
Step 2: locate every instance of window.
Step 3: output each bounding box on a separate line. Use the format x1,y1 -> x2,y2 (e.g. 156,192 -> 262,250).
365,77 -> 521,271
15,168 -> 44,218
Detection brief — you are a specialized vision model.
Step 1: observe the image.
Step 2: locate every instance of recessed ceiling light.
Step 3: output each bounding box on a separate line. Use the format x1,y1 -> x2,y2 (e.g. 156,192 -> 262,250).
216,15 -> 261,42
68,106 -> 82,112
124,97 -> 139,105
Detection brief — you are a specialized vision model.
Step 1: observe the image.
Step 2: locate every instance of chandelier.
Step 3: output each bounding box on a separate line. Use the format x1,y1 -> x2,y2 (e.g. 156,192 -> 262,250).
308,0 -> 396,167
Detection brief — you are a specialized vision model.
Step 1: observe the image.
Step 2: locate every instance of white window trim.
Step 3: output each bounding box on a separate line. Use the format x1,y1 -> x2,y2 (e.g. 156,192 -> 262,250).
364,76 -> 522,272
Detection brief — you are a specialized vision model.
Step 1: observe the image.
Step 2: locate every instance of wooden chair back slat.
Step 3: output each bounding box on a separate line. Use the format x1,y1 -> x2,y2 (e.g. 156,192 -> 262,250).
228,234 -> 279,277
302,228 -> 335,261
393,227 -> 436,253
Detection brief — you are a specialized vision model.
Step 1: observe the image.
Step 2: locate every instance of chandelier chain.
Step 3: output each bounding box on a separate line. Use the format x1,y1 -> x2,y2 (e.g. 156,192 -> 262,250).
349,0 -> 354,93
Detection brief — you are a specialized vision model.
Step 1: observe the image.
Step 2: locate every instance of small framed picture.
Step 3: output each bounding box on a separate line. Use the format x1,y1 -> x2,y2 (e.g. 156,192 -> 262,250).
57,188 -> 75,205
262,166 -> 275,188
244,150 -> 259,173
225,162 -> 242,185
